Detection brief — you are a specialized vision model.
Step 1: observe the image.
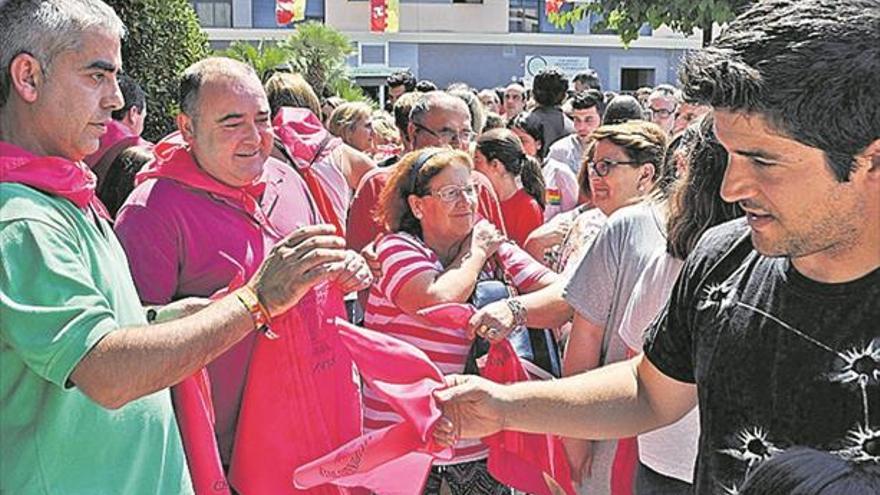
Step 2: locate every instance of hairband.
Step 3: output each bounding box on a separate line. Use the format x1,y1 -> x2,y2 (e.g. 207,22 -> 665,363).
408,149 -> 443,192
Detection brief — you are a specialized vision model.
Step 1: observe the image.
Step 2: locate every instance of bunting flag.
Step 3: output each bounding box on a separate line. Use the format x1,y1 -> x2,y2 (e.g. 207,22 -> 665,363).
370,0 -> 399,33
276,0 -> 306,26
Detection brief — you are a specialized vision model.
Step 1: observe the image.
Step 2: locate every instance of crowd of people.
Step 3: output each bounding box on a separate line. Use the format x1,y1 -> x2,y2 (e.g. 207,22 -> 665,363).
1,0 -> 878,494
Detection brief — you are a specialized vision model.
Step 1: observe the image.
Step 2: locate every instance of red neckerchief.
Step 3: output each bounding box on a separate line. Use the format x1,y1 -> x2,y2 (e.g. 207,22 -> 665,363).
272,107 -> 345,237
136,132 -> 278,237
0,140 -> 110,219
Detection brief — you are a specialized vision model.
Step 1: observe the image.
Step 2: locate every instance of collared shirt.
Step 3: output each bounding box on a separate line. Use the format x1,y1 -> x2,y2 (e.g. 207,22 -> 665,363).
115,155 -> 318,464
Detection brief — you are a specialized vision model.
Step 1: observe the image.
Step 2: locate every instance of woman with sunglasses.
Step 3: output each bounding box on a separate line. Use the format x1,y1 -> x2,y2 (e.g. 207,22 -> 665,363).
364,147 -> 559,494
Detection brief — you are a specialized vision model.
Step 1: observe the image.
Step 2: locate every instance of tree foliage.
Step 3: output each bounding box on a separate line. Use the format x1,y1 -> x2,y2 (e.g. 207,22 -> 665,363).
220,39 -> 294,82
218,22 -> 366,103
548,0 -> 755,47
104,0 -> 209,141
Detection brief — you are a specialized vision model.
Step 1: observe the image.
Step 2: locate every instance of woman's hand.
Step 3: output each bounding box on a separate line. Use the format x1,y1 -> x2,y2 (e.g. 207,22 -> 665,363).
469,220 -> 506,259
563,437 -> 594,485
331,250 -> 374,293
467,299 -> 516,342
523,216 -> 572,259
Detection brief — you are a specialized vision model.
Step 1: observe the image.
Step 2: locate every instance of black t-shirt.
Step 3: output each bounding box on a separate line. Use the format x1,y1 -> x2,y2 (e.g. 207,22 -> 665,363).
523,106 -> 575,150
645,218 -> 880,494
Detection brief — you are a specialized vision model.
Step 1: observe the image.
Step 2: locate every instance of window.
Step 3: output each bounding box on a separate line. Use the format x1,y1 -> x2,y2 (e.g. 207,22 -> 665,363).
509,0 -> 539,33
191,0 -> 232,28
620,68 -> 655,91
453,0 -> 483,3
360,44 -> 387,66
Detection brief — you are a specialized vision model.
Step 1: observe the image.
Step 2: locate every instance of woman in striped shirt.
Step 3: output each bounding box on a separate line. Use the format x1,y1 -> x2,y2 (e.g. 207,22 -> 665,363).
364,147 -> 559,494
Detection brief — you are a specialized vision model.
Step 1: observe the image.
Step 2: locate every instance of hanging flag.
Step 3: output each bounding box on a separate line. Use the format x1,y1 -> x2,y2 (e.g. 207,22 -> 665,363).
276,0 -> 306,26
545,0 -> 565,15
370,0 -> 399,33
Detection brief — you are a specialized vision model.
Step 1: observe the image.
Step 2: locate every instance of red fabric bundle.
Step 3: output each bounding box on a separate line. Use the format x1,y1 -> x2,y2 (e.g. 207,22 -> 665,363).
294,318 -> 453,494
229,283 -> 362,494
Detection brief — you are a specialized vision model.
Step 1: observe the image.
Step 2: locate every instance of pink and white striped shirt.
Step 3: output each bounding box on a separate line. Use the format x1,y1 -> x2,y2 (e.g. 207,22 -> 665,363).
363,232 -> 551,464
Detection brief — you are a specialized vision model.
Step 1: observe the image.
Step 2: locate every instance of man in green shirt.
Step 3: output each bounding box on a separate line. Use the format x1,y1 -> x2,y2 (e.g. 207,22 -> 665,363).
0,1 -> 357,492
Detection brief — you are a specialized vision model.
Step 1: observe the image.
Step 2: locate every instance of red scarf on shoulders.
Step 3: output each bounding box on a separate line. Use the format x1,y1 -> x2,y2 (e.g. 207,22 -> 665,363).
0,141 -> 110,219
136,132 -> 278,236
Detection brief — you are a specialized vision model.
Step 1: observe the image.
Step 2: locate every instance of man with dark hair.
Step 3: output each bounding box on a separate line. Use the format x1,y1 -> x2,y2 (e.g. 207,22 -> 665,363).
525,67 -> 575,149
115,57 -> 371,489
111,74 -> 147,135
436,2 -> 880,494
572,69 -> 602,94
547,89 -> 606,176
385,70 -> 416,108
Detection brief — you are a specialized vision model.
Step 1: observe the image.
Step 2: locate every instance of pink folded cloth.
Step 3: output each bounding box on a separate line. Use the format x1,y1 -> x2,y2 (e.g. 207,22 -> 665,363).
296,304 -> 573,495
170,279 -> 244,495
294,318 -> 453,494
230,286 -> 361,495
171,368 -> 230,495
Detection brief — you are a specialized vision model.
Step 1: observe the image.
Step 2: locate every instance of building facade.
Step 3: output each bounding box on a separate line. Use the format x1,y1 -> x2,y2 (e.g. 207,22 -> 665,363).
193,0 -> 704,96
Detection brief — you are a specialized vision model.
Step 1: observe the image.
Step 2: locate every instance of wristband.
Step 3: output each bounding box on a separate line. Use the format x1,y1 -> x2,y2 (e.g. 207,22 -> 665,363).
234,286 -> 278,339
506,297 -> 528,328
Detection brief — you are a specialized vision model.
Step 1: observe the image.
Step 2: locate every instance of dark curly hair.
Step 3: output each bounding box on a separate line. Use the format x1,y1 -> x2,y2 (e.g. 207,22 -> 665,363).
531,67 -> 569,107
386,70 -> 416,92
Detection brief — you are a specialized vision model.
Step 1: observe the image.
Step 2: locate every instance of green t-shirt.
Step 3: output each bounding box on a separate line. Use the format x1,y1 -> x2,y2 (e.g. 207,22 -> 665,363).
0,184 -> 192,494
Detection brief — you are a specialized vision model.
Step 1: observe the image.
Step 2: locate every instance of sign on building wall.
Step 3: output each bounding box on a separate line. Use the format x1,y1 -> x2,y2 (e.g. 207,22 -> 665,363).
523,55 -> 591,87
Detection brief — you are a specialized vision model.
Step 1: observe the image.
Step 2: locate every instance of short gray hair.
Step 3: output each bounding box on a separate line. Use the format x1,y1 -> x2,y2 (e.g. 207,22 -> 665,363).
0,0 -> 125,107
409,91 -> 470,127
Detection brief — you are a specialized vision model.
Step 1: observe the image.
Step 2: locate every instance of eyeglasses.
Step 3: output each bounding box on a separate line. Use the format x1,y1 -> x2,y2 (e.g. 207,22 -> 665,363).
588,158 -> 643,177
427,183 -> 478,203
647,107 -> 676,119
413,122 -> 476,145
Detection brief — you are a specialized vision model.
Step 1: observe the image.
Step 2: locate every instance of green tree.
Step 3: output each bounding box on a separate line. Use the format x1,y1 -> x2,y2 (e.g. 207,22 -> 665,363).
218,22 -> 366,103
105,0 -> 209,141
549,0 -> 755,47
220,39 -> 295,82
279,22 -> 360,100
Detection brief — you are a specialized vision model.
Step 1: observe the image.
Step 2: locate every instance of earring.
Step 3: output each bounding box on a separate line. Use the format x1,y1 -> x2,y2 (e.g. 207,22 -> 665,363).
414,211 -> 422,219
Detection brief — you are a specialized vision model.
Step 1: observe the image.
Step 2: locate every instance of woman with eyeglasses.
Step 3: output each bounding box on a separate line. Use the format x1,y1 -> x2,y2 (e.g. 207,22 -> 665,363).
364,147 -> 559,494
474,128 -> 546,247
466,120 -> 671,494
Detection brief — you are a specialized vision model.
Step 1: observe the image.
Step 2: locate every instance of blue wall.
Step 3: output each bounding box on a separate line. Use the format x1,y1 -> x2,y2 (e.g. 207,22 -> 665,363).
408,43 -> 687,91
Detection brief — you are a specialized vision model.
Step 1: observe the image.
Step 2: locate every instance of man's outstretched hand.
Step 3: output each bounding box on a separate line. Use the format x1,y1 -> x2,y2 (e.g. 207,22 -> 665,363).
432,374 -> 510,446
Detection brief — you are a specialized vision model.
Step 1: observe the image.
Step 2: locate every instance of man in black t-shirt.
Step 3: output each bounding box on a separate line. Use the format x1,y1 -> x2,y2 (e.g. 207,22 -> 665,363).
432,1 -> 880,493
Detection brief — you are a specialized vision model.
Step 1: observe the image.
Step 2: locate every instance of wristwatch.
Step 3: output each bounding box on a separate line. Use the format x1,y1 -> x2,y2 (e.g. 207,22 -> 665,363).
506,297 -> 528,327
